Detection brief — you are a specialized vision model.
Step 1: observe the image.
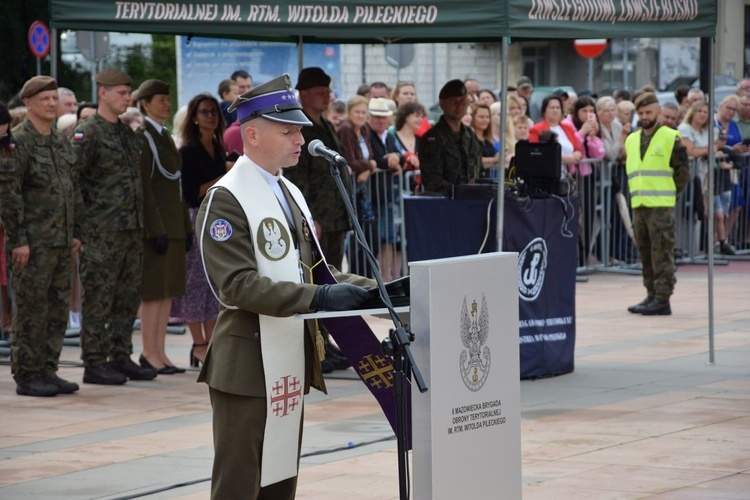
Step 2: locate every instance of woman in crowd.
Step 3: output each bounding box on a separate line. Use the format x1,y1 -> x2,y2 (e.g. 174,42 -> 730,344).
471,103 -> 500,179
713,95 -> 747,245
529,94 -> 583,175
490,101 -> 516,170
0,104 -> 12,336
391,81 -> 430,136
680,99 -> 733,254
508,94 -> 533,128
477,89 -> 496,107
566,95 -> 606,266
171,94 -> 228,366
597,95 -> 634,262
392,101 -> 424,193
338,96 -> 377,275
136,80 -> 191,374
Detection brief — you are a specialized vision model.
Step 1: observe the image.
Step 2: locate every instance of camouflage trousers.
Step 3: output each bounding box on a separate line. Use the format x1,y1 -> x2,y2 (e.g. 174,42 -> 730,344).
633,207 -> 677,301
79,230 -> 143,366
10,246 -> 72,383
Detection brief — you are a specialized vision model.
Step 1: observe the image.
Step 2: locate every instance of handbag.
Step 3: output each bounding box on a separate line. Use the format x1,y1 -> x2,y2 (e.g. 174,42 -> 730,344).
356,183 -> 376,224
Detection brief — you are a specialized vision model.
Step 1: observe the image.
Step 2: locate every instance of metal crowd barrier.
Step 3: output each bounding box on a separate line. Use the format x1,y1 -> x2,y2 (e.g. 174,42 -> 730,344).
343,152 -> 750,282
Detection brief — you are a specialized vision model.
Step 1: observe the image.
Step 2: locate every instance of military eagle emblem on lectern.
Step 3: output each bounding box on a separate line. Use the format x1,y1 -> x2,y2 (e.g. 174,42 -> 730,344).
459,295 -> 491,392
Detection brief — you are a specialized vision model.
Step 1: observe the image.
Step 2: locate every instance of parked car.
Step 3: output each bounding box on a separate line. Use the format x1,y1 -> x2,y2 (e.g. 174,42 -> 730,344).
662,74 -> 738,92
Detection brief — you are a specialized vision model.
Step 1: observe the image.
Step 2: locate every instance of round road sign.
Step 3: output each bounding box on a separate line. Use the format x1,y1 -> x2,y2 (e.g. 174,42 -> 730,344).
574,39 -> 607,59
28,20 -> 51,59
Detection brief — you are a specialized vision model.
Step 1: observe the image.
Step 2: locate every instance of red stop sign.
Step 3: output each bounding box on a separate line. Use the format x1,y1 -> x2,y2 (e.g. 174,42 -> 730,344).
574,39 -> 607,59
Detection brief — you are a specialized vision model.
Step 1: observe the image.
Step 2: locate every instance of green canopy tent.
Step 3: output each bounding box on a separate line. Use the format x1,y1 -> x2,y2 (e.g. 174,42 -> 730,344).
50,0 -> 721,362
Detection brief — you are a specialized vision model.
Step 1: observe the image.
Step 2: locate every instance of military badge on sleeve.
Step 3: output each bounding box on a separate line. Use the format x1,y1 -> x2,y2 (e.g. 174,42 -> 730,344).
209,219 -> 233,242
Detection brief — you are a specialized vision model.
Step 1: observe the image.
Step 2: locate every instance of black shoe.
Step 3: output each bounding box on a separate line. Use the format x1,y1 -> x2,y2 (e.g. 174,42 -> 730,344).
325,352 -> 351,370
83,364 -> 127,385
326,341 -> 345,358
628,297 -> 654,313
44,374 -> 79,394
165,365 -> 186,374
639,298 -> 672,316
16,374 -> 59,397
321,358 -> 334,374
720,241 -> 736,255
109,358 -> 158,381
139,354 -> 178,375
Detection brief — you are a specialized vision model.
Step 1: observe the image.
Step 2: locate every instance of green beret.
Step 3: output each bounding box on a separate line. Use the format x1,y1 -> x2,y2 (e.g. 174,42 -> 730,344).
96,68 -> 133,87
634,92 -> 659,110
20,76 -> 57,99
137,79 -> 170,100
439,79 -> 467,100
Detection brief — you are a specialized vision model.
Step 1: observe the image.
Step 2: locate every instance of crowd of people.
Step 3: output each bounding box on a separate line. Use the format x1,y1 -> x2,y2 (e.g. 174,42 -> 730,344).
4,64 -> 750,396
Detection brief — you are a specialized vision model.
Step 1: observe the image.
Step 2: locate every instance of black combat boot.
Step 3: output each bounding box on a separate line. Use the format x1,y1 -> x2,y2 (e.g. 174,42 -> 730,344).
83,363 -> 127,385
628,296 -> 654,313
638,298 -> 671,316
109,358 -> 158,380
16,374 -> 59,397
44,373 -> 80,394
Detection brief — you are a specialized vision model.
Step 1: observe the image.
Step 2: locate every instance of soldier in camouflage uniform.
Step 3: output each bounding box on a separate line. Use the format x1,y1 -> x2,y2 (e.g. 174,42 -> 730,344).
284,68 -> 353,373
419,79 -> 482,196
625,93 -> 690,316
71,68 -> 157,385
0,76 -> 82,397
284,67 -> 351,270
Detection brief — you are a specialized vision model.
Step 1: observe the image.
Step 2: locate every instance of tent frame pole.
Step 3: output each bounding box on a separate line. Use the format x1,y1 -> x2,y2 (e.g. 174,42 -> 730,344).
496,37 -> 509,251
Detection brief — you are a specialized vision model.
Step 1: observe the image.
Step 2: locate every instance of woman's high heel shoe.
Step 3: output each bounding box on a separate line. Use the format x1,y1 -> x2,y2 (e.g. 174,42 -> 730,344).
190,342 -> 208,367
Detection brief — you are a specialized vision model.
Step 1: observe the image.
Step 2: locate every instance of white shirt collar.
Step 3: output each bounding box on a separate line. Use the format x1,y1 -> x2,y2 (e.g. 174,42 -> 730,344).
145,116 -> 164,135
253,161 -> 294,228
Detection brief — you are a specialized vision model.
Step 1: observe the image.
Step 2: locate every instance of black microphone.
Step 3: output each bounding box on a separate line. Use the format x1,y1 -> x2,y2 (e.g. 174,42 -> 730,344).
308,139 -> 347,165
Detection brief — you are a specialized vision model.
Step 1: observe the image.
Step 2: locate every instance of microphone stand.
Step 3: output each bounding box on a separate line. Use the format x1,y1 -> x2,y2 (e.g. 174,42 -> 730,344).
326,156 -> 428,500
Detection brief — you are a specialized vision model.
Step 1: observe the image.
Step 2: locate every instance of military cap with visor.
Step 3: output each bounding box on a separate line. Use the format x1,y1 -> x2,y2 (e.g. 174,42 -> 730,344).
439,79 -> 468,100
95,68 -> 133,87
228,73 -> 312,126
137,79 -> 171,100
20,76 -> 58,99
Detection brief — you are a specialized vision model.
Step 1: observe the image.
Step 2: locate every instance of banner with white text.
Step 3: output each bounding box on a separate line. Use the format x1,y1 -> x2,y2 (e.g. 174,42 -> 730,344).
50,0 -> 716,42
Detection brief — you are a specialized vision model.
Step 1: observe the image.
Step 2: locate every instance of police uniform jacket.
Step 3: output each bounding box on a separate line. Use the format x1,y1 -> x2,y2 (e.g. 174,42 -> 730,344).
196,183 -> 374,397
0,119 -> 82,249
71,113 -> 144,240
418,115 -> 482,195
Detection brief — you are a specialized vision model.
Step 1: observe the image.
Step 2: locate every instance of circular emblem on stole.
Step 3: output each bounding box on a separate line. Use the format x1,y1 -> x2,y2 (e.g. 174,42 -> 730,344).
209,219 -> 233,242
257,217 -> 291,261
518,237 -> 548,302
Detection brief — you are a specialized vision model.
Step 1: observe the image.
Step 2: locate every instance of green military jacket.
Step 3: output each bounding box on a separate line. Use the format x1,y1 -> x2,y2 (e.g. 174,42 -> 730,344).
71,113 -> 143,240
0,119 -> 82,249
419,115 -> 483,195
136,120 -> 191,239
196,184 -> 373,398
284,114 -> 352,233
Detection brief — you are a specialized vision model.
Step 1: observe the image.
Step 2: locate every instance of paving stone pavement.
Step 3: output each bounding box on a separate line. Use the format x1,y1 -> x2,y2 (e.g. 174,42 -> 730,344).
0,260 -> 748,499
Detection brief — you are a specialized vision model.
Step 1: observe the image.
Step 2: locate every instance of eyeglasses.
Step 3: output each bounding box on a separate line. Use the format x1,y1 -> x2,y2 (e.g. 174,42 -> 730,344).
198,109 -> 219,116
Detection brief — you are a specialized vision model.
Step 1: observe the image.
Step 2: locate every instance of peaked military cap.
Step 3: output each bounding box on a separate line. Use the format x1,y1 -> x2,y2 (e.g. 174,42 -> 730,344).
228,74 -> 312,126
20,76 -> 57,99
96,68 -> 133,86
439,79 -> 468,100
137,79 -> 171,100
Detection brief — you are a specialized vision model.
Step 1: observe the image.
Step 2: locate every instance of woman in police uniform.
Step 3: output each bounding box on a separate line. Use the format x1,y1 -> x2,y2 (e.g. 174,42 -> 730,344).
136,79 -> 192,374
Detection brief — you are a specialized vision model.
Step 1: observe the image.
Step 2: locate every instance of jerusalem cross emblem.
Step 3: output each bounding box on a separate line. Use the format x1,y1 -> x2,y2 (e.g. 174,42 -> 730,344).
270,375 -> 302,417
